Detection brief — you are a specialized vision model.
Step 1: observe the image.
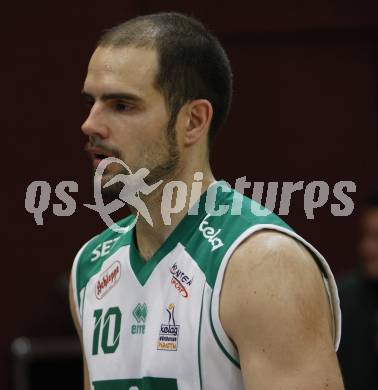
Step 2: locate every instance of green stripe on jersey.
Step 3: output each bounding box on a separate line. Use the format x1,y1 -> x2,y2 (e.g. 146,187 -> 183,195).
92,377 -> 178,389
75,182 -> 292,306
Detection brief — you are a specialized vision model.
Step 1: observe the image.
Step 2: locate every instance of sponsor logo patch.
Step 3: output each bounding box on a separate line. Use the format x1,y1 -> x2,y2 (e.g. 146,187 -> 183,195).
90,237 -> 121,262
157,304 -> 180,351
131,303 -> 148,335
199,214 -> 224,252
95,261 -> 121,299
169,263 -> 193,298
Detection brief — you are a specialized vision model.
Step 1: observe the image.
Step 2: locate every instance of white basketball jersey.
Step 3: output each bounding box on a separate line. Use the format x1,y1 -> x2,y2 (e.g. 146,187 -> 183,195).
71,182 -> 341,390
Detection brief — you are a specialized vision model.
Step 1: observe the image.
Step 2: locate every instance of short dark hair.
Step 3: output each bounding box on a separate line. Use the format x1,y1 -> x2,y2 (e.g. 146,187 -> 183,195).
97,12 -> 233,144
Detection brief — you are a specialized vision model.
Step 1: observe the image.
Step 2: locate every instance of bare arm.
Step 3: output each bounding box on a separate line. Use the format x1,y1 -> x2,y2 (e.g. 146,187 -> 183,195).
69,276 -> 90,390
220,231 -> 344,389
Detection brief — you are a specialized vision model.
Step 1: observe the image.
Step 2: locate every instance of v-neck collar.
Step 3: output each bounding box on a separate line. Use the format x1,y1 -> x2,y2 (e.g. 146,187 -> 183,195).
129,181 -> 222,286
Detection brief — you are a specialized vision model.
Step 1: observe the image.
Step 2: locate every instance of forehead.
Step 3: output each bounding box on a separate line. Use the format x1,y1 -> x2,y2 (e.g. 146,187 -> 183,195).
84,46 -> 160,98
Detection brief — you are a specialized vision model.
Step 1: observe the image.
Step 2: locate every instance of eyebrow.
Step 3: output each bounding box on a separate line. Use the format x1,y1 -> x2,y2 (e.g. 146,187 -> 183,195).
81,90 -> 144,104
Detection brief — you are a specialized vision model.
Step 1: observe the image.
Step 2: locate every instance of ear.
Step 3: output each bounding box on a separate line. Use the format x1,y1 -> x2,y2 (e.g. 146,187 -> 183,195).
184,99 -> 213,146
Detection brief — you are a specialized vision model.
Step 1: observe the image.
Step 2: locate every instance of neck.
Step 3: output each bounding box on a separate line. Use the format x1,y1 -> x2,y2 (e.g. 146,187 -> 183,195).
133,164 -> 215,261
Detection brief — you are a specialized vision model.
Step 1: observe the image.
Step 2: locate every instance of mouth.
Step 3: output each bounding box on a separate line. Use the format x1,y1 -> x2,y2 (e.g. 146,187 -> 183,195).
94,153 -> 109,160
85,145 -> 114,168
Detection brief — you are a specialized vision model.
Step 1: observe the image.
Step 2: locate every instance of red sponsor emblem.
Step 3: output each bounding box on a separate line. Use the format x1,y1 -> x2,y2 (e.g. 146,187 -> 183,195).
95,261 -> 121,299
169,263 -> 193,298
171,277 -> 188,298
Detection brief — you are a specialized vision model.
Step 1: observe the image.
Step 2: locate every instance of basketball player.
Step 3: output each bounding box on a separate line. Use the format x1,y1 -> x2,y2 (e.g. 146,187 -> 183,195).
70,13 -> 344,389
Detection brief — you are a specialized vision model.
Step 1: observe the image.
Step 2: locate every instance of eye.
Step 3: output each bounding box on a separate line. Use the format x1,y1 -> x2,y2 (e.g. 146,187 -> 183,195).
114,101 -> 131,112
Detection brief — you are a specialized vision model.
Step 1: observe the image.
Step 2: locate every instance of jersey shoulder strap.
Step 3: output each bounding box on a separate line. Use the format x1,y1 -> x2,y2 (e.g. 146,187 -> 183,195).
181,183 -> 340,355
182,182 -> 293,288
71,215 -> 135,320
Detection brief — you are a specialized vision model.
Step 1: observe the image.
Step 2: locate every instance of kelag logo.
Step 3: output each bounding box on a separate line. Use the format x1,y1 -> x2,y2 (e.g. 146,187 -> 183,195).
157,304 -> 180,351
198,214 -> 224,252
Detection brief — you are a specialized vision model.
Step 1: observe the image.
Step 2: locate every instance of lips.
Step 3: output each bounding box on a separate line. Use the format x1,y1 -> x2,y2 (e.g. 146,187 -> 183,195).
85,145 -> 113,158
85,145 -> 114,168
93,152 -> 109,160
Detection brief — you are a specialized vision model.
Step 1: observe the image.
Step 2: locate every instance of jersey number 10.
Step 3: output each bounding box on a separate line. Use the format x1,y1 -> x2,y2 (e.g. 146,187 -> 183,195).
92,307 -> 122,355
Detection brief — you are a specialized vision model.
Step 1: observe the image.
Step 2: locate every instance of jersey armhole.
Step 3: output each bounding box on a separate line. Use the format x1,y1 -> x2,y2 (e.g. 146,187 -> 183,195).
210,224 -> 342,364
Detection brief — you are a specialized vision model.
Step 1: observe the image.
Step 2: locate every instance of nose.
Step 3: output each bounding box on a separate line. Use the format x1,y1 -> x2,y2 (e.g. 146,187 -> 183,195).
81,103 -> 109,139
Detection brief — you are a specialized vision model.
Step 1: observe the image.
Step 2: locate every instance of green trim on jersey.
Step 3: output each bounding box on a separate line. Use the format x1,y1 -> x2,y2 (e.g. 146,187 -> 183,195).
92,377 -> 178,389
75,216 -> 134,308
209,291 -> 241,368
183,183 -> 291,289
75,182 -> 292,309
198,288 -> 206,390
129,188 -> 210,285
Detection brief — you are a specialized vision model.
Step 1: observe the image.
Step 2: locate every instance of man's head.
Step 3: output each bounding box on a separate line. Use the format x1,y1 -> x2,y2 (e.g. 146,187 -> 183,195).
81,12 -> 233,190
359,193 -> 378,279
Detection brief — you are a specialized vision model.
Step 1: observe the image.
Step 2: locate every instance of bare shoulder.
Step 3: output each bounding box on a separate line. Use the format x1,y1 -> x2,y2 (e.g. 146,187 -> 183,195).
227,229 -> 321,281
219,230 -> 342,388
220,229 -> 334,351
